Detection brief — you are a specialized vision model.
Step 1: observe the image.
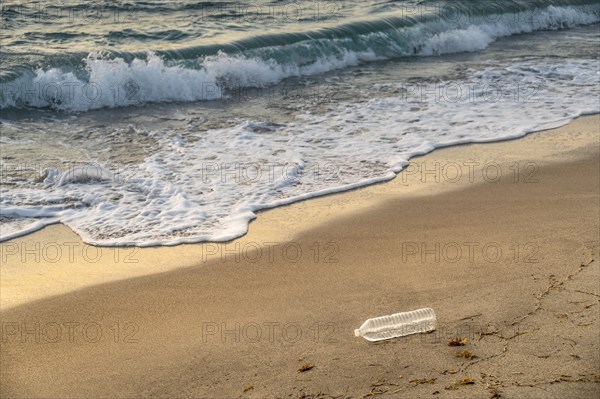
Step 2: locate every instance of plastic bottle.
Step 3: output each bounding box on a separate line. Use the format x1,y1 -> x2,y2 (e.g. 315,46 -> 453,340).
354,308 -> 436,342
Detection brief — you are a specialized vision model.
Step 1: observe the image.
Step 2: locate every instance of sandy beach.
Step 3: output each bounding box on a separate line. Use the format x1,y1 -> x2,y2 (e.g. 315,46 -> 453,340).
1,115 -> 599,398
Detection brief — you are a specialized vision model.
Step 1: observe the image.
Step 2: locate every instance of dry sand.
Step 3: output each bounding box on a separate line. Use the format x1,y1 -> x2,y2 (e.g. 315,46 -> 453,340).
1,115 -> 599,398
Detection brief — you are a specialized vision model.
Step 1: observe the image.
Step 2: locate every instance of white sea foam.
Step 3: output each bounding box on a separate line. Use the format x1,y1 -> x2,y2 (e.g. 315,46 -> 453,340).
1,59 -> 598,245
418,5 -> 599,55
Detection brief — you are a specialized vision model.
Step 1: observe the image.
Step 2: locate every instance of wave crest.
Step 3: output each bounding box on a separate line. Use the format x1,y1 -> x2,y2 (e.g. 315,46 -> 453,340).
1,4 -> 598,111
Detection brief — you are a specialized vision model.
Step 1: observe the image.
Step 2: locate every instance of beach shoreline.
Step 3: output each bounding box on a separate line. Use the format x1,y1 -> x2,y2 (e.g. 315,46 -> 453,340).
1,115 -> 599,398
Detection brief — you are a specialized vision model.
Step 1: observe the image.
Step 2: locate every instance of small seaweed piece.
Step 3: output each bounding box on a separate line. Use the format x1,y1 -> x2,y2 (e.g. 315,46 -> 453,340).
243,385 -> 254,392
298,363 -> 314,372
445,377 -> 476,390
364,387 -> 387,398
409,378 -> 436,385
371,379 -> 398,388
448,338 -> 469,346
454,349 -> 475,359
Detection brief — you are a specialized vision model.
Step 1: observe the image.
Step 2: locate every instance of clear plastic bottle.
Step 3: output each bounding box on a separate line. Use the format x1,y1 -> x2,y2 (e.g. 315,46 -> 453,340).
354,308 -> 436,342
